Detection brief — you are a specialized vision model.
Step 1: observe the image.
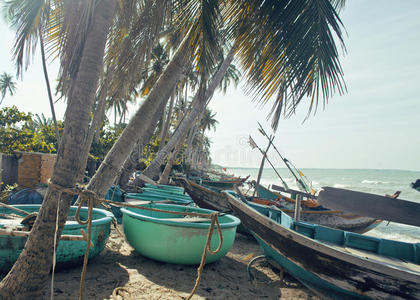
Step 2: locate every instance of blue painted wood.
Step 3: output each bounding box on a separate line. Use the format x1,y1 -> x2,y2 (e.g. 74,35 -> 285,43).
226,192 -> 420,299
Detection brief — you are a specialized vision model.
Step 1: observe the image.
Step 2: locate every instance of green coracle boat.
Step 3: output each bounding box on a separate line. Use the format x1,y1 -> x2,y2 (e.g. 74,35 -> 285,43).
106,185 -> 193,223
125,190 -> 192,204
0,205 -> 114,273
121,203 -> 240,264
142,183 -> 186,194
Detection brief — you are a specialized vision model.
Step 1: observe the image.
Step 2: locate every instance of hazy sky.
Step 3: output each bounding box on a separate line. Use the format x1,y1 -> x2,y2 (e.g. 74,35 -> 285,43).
208,1 -> 420,171
1,1 -> 419,171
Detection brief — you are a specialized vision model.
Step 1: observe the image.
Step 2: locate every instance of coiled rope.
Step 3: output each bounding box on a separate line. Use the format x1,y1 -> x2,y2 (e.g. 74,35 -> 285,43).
46,180 -> 223,300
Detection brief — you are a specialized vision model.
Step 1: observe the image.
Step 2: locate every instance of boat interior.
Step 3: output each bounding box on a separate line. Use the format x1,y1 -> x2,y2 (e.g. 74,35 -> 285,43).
247,201 -> 420,271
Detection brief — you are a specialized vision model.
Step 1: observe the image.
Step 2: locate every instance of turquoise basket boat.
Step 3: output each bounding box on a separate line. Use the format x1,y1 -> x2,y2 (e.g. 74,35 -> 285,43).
121,204 -> 240,265
0,205 -> 114,273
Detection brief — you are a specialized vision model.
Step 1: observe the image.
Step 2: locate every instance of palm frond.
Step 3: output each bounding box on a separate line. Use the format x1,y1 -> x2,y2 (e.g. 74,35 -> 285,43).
174,0 -> 223,82
3,0 -> 48,76
227,0 -> 347,127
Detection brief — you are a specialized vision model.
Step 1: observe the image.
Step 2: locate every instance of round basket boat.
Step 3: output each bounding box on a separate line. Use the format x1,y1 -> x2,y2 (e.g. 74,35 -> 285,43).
125,192 -> 192,204
0,205 -> 114,273
121,204 -> 240,265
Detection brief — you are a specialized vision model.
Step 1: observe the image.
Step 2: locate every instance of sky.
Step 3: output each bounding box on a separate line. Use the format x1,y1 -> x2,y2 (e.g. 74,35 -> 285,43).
1,1 -> 419,171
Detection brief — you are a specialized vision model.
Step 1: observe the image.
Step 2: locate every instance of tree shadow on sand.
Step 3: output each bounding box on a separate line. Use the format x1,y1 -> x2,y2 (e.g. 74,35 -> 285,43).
43,243 -> 130,299
110,232 -> 314,299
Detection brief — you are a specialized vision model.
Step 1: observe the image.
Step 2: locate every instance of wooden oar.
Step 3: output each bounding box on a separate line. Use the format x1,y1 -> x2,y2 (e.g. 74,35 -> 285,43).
318,187 -> 420,227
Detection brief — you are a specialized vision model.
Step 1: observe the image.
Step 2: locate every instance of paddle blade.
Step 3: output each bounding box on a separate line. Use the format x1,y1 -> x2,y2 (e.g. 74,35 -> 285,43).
318,187 -> 420,227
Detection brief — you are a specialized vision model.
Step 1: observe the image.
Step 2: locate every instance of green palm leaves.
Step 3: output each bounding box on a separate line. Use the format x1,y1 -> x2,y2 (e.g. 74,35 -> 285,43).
227,0 -> 347,128
3,0 -> 347,130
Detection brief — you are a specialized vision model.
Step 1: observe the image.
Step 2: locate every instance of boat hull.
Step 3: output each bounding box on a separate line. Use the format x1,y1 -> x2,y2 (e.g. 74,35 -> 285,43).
0,205 -> 113,273
226,194 -> 420,300
121,203 -> 240,265
174,178 -> 231,212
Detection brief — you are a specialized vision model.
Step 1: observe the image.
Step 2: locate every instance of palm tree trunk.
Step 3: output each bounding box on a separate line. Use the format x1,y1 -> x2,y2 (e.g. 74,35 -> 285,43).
158,89 -> 175,151
143,47 -> 236,179
117,99 -> 167,190
39,28 -> 60,145
159,138 -> 184,184
0,1 -> 116,298
185,125 -> 197,162
84,37 -> 190,200
87,79 -> 108,149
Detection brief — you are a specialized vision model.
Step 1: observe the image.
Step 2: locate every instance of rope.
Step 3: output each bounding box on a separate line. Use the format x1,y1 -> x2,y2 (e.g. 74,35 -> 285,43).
46,179 -> 225,300
78,193 -> 93,300
50,190 -> 60,300
186,212 -> 223,300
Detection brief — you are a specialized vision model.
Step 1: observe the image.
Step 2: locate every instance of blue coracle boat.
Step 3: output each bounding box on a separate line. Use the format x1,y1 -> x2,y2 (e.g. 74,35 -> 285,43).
224,192 -> 420,299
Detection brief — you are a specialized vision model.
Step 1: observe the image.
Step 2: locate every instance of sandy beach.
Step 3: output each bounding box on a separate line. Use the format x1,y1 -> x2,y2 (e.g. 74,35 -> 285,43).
44,225 -> 318,299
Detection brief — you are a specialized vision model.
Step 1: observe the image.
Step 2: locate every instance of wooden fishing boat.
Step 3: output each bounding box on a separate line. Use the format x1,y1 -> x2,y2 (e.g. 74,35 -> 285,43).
174,177 -> 231,212
176,178 -> 380,233
120,203 -> 240,264
225,192 -> 420,299
0,204 -> 114,273
195,175 -> 250,190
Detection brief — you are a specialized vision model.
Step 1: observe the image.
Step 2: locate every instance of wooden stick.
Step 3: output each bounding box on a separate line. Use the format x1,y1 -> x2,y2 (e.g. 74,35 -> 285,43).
0,229 -> 89,243
0,203 -> 30,216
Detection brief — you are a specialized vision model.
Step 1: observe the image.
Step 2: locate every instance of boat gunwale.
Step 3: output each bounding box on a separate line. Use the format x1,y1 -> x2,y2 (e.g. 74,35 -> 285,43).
121,203 -> 240,229
0,205 -> 114,229
224,192 -> 420,283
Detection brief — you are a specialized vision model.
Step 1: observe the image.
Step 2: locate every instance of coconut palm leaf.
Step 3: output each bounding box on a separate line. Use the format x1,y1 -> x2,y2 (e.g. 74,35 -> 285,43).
105,0 -> 169,102
174,0 -> 223,82
225,0 -> 347,129
3,0 -> 49,75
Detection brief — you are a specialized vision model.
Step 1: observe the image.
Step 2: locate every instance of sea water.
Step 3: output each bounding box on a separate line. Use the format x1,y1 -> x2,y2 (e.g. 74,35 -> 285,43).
226,167 -> 420,242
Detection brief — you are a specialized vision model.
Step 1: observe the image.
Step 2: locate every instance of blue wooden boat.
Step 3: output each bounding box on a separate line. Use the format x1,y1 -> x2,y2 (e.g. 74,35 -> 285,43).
0,205 -> 114,273
225,192 -> 420,299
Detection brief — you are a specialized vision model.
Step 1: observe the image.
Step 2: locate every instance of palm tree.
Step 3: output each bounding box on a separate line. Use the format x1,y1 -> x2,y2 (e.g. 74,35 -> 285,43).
0,73 -> 17,105
86,0 -> 347,197
3,0 -> 62,142
143,46 -> 236,179
200,108 -> 218,133
0,0 -> 116,297
84,0 -> 225,200
1,1 -> 347,296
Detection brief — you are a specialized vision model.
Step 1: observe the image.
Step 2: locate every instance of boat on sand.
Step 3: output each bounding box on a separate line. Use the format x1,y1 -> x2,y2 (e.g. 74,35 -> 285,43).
0,204 -> 113,273
121,203 -> 240,264
225,192 -> 420,300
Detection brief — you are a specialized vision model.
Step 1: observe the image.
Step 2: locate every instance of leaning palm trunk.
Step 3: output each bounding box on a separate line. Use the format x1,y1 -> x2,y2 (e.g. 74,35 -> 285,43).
84,38 -> 190,200
117,99 -> 167,190
158,90 -> 176,151
185,115 -> 201,163
159,138 -> 184,184
143,47 -> 236,179
0,1 -> 116,298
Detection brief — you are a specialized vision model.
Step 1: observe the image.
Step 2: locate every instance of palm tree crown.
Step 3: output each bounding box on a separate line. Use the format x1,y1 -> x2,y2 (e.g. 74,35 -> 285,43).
0,72 -> 17,105
200,108 -> 218,133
